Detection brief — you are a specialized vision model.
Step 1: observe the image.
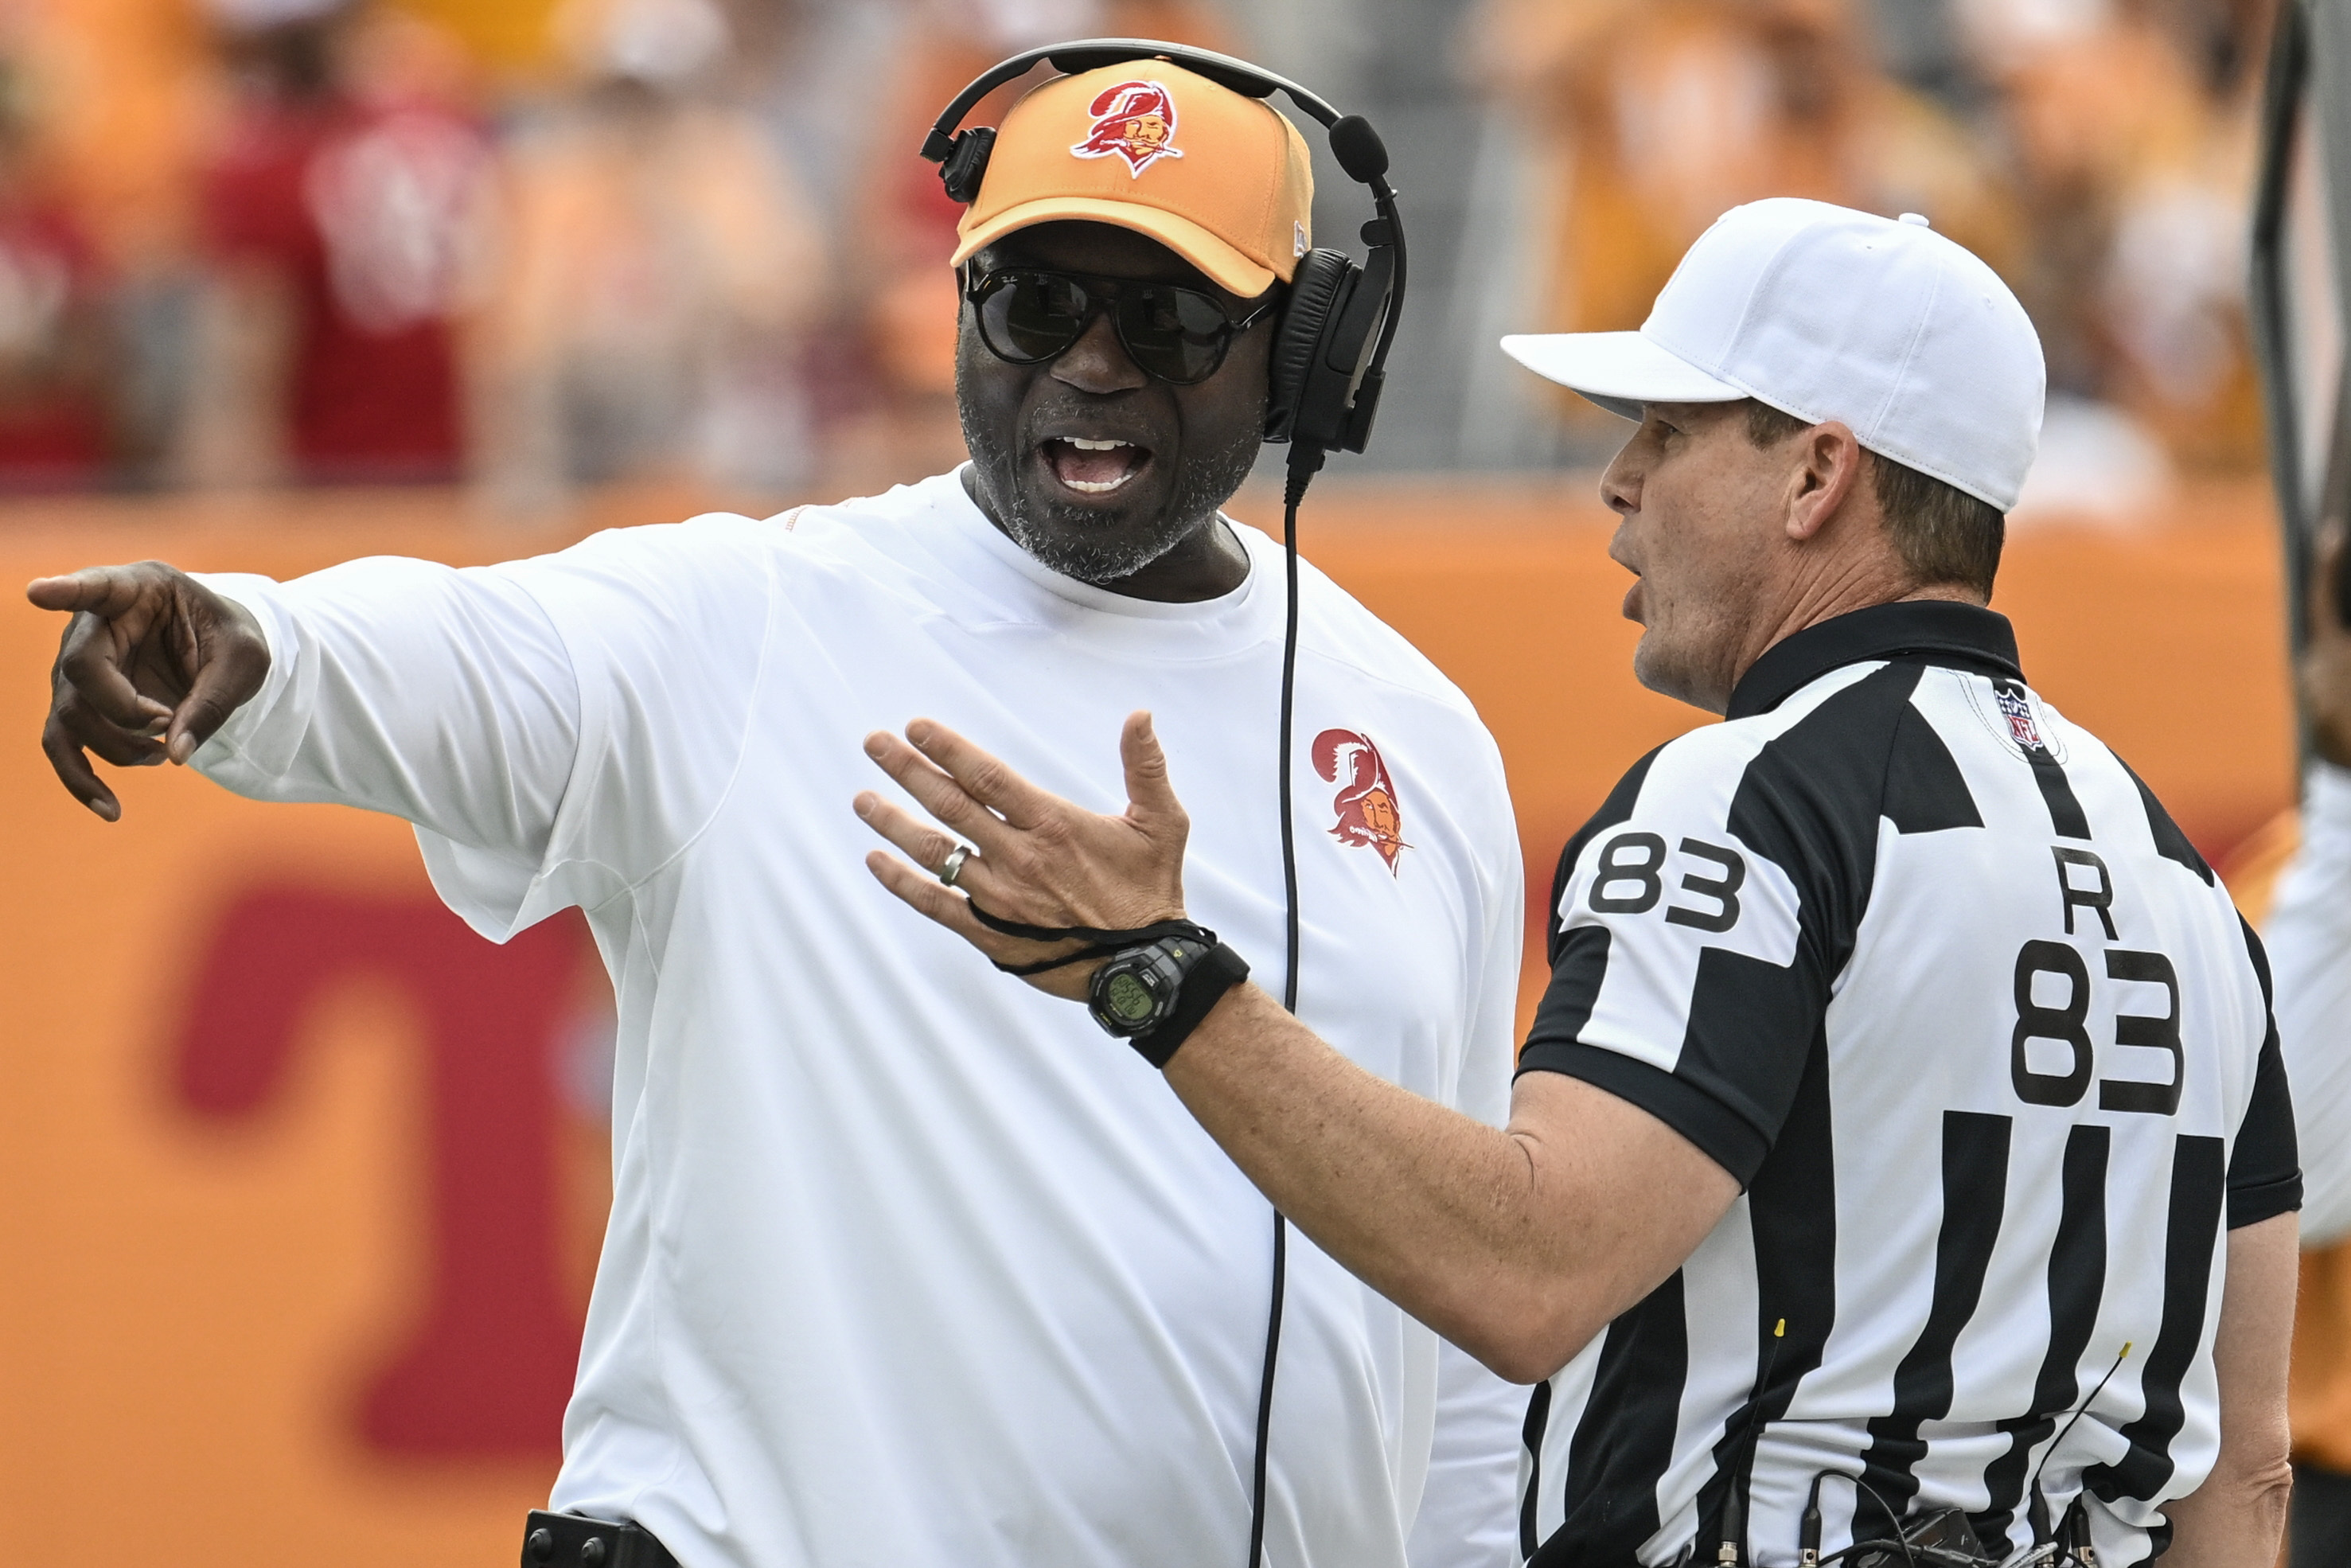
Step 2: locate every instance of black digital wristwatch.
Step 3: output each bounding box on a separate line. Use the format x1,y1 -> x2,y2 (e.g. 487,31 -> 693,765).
963,901 -> 1251,1068
1086,926 -> 1250,1067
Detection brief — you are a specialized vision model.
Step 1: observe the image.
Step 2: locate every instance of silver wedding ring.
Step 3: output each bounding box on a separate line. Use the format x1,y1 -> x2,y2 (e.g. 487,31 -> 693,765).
938,844 -> 972,888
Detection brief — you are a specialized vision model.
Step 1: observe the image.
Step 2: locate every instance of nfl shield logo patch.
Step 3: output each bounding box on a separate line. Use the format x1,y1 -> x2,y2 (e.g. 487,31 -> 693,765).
1994,685 -> 2044,751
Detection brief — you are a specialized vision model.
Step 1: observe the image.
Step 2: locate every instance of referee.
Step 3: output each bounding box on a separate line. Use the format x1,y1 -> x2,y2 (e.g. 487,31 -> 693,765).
858,198 -> 2301,1566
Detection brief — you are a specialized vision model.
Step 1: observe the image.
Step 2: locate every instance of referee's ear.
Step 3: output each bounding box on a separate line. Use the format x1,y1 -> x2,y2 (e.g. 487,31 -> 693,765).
1783,419 -> 1867,544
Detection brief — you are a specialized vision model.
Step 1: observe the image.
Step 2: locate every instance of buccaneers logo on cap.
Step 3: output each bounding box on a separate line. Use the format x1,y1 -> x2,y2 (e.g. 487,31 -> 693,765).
1315,729 -> 1408,872
1071,80 -> 1183,177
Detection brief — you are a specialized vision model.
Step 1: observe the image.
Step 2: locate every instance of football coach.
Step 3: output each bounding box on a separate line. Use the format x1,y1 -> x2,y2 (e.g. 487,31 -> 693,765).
858,199 -> 2301,1566
26,48 -> 1525,1568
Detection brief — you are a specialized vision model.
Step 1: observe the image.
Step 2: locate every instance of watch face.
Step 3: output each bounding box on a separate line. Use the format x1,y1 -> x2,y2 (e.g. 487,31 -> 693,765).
1103,969 -> 1158,1027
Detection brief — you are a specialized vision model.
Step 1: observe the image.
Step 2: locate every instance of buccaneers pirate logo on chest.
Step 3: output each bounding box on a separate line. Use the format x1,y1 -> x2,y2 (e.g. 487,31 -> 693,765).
1315,729 -> 1409,873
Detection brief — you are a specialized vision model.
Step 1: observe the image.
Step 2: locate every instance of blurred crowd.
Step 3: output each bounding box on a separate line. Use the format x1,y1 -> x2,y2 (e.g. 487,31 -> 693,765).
1475,0 -> 2280,501
0,0 -> 1235,506
0,0 -> 2288,506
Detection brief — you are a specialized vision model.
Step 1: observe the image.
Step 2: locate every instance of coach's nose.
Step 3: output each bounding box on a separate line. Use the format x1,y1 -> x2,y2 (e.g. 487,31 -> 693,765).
1051,310 -> 1150,396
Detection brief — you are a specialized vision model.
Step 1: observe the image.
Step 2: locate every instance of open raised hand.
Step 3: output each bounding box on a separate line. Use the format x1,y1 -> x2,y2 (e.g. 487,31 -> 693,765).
853,712 -> 1192,1000
26,561 -> 270,821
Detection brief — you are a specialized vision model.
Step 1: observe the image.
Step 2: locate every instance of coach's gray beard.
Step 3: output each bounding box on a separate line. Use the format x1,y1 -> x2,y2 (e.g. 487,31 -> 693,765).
965,419 -> 1264,587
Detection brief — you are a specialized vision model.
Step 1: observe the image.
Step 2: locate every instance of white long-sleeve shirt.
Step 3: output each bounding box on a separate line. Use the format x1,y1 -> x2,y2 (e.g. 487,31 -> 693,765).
2270,761 -> 2351,1246
191,470 -> 1526,1568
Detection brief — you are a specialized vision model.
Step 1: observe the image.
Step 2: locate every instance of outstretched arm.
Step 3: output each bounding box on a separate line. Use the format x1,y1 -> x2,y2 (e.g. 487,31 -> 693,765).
854,712 -> 1737,1383
35,521 -> 778,944
28,556 -> 580,862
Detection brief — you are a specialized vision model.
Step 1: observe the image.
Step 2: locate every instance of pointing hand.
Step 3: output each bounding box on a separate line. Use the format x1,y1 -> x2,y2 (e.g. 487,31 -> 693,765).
26,561 -> 271,821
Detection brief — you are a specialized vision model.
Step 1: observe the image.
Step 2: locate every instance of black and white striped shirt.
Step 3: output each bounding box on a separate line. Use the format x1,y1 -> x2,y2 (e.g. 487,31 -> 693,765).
1516,602 -> 2299,1568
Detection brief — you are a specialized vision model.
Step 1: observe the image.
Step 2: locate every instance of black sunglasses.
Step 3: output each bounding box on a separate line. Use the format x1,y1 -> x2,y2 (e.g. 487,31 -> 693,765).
964,267 -> 1281,386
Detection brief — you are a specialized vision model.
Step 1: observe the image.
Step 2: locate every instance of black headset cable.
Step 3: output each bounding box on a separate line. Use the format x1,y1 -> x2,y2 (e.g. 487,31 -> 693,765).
918,41 -> 1397,1568
1248,439 -> 1326,1568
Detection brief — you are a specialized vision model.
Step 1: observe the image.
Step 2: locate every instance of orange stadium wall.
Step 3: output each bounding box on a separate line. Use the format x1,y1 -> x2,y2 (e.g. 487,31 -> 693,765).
0,478 -> 2298,1562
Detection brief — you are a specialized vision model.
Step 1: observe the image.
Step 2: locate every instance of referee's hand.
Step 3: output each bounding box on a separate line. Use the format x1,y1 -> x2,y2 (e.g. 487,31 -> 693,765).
854,712 -> 1191,1000
25,562 -> 270,822
2310,524 -> 2351,769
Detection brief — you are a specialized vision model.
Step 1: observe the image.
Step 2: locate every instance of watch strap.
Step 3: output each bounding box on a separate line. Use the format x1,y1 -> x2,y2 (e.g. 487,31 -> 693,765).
969,902 -> 1201,950
961,899 -> 1247,1063
1129,942 -> 1250,1068
996,942 -> 1120,977
967,901 -> 1209,977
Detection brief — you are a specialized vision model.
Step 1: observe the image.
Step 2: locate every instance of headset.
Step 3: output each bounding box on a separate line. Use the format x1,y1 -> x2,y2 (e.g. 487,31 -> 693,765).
921,37 -> 1407,466
922,40 -> 1409,1568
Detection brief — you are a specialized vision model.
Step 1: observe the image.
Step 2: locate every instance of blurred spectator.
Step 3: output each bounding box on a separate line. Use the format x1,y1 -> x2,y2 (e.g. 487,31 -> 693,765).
1965,0 -> 2271,474
0,0 -> 2282,494
472,0 -> 823,508
0,58 -> 117,488
1468,0 -> 2020,445
183,0 -> 492,487
1466,0 -> 2281,489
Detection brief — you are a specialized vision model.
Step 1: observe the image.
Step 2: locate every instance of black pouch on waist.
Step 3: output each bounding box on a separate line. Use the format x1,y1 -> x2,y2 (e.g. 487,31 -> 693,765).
520,1511 -> 682,1568
1844,1506 -> 2002,1567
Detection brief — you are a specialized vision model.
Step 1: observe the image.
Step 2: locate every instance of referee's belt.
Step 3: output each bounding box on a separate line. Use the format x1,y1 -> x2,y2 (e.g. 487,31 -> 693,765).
521,1510 -> 681,1568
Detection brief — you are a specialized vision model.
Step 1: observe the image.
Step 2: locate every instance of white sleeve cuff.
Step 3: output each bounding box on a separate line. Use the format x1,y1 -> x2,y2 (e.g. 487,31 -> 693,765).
185,571 -> 297,771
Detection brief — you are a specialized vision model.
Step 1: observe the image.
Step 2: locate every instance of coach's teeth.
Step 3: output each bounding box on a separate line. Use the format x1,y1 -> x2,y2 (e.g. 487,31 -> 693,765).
1045,435 -> 1147,493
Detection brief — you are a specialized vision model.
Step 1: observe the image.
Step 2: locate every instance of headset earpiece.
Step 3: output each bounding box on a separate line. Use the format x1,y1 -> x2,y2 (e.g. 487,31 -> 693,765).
1265,251 -> 1351,444
939,128 -> 996,205
1264,231 -> 1394,452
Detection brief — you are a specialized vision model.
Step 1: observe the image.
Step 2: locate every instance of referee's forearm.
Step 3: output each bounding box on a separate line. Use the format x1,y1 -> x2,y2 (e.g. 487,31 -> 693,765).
2159,1456 -> 2292,1567
1164,985 -> 1579,1379
2161,1211 -> 2297,1566
1161,985 -> 1715,1383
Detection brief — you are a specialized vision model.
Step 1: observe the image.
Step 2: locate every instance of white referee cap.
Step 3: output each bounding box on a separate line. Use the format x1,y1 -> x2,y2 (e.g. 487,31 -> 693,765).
1501,198 -> 2046,512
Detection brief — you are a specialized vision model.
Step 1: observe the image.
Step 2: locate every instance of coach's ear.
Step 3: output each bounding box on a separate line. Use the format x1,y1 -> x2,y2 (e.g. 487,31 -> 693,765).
1784,420 -> 1866,544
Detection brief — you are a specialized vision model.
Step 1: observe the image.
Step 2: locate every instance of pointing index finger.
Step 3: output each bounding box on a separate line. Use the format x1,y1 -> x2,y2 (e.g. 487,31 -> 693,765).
26,567 -> 144,617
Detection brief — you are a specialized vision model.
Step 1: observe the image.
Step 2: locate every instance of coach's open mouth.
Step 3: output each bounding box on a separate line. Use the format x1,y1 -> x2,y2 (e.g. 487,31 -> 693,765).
1040,437 -> 1152,497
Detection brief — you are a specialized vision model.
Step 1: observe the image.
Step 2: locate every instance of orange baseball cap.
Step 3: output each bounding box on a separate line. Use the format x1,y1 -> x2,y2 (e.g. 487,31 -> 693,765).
950,60 -> 1316,299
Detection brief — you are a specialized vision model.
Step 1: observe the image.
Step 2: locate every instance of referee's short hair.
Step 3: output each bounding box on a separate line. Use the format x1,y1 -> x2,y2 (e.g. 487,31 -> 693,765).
1742,399 -> 2006,599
